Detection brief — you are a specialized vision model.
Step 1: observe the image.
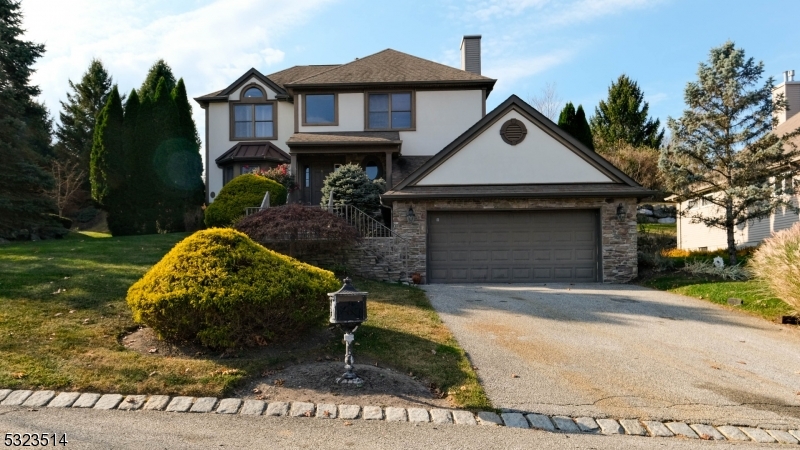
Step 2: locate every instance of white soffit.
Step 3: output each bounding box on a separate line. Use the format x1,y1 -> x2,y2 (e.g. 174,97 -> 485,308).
416,110 -> 612,186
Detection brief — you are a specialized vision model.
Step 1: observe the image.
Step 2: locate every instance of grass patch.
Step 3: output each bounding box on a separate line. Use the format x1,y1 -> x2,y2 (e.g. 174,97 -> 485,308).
350,279 -> 490,410
0,232 -> 488,408
638,222 -> 676,235
640,275 -> 794,321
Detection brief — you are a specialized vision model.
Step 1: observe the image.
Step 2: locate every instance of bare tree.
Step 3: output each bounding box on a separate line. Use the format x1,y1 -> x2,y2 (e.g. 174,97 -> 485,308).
529,82 -> 562,122
46,159 -> 86,217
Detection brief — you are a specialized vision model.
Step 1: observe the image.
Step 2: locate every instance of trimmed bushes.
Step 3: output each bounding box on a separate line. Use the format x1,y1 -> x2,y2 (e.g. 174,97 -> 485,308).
126,228 -> 340,348
204,174 -> 287,228
320,163 -> 384,214
750,223 -> 800,310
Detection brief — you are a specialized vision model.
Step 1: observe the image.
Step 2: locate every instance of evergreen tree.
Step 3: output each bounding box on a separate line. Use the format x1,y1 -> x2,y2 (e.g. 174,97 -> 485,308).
591,74 -> 664,150
55,59 -> 113,190
660,41 -> 800,265
0,0 -> 56,238
138,60 -> 176,100
557,102 -> 594,150
171,78 -> 205,208
89,86 -> 123,206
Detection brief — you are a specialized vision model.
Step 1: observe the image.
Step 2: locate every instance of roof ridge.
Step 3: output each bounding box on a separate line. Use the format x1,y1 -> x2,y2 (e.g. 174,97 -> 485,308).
287,61 -> 356,83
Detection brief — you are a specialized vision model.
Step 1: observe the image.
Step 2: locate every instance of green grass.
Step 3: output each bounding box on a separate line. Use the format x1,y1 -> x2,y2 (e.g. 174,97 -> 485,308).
638,222 -> 676,235
641,275 -> 794,321
0,232 -> 488,408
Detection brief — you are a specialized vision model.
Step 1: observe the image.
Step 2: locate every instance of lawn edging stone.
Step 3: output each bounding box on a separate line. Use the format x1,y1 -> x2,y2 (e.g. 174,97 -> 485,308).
5,387 -> 800,443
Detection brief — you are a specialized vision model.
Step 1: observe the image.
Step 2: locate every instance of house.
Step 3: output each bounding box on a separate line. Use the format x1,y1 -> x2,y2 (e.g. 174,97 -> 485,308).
195,36 -> 652,283
674,70 -> 800,251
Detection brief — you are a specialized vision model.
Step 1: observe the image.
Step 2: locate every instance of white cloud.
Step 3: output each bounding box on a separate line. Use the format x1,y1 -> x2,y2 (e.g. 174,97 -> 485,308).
21,0 -> 334,167
468,0 -> 662,25
485,49 -> 576,94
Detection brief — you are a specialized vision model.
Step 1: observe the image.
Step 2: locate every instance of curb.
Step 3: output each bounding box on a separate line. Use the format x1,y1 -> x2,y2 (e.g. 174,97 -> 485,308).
1,389 -> 798,444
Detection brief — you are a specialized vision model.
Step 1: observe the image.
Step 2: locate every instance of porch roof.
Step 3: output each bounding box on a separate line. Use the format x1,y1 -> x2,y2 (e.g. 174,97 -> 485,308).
215,141 -> 291,166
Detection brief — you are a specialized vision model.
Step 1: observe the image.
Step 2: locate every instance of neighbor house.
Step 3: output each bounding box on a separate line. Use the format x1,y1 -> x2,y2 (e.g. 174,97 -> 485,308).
195,36 -> 652,283
673,70 -> 800,251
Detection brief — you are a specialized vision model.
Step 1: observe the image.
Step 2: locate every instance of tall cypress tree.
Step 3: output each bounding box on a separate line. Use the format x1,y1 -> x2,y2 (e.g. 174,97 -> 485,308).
89,86 -> 123,206
558,102 -> 594,150
0,0 -> 56,238
172,79 -> 205,208
55,59 -> 114,191
139,60 -> 176,101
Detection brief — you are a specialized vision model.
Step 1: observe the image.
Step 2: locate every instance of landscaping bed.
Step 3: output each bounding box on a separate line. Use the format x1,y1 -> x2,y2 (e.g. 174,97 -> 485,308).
0,232 -> 488,409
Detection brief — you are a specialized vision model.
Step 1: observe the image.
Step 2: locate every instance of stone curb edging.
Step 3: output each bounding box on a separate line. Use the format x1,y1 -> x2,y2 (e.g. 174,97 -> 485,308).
1,388 -> 799,444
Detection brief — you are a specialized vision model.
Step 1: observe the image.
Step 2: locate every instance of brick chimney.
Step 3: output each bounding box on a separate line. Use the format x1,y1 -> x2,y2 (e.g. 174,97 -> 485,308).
460,35 -> 481,75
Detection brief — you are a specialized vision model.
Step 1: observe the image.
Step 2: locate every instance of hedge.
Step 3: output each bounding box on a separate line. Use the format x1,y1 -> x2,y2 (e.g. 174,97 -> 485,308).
204,174 -> 287,228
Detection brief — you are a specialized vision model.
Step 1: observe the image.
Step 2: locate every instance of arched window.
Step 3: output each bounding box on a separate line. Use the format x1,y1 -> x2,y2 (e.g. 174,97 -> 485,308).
243,87 -> 264,98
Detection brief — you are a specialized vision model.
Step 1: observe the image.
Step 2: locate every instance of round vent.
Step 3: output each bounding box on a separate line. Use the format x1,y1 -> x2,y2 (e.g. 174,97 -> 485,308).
500,119 -> 527,145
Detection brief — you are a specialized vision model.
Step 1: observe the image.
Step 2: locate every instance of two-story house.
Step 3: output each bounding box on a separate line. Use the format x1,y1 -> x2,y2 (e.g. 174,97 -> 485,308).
196,36 -> 652,283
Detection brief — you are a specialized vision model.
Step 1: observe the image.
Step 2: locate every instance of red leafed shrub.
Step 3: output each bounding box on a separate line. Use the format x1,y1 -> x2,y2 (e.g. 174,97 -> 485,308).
235,204 -> 359,256
256,164 -> 297,192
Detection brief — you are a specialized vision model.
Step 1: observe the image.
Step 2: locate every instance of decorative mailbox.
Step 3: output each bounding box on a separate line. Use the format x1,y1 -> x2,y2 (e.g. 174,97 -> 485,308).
328,277 -> 367,325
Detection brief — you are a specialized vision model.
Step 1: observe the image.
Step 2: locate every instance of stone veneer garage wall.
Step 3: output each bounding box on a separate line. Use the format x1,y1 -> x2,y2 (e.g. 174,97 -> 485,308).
390,197 -> 638,284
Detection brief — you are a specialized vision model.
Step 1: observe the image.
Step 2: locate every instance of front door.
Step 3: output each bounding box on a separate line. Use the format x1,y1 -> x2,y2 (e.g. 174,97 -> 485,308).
302,158 -> 344,205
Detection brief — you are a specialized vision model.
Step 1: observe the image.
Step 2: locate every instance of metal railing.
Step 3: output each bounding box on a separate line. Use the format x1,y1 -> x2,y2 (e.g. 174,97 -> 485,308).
327,204 -> 395,238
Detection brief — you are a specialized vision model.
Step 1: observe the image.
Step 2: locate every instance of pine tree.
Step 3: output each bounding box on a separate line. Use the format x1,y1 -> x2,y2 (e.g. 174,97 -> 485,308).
139,60 -> 176,101
55,59 -> 113,191
89,86 -> 123,206
172,78 -> 205,209
0,0 -> 56,238
557,102 -> 594,150
591,74 -> 664,150
660,41 -> 800,265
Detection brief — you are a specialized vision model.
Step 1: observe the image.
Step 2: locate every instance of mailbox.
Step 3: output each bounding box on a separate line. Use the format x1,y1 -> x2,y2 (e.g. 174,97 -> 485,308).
328,277 -> 367,325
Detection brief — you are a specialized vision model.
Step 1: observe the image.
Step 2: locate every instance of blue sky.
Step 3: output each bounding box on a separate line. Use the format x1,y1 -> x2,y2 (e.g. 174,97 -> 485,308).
20,0 -> 800,145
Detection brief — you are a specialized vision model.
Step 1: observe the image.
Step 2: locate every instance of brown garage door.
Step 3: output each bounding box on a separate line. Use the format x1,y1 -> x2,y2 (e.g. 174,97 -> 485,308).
427,210 -> 599,283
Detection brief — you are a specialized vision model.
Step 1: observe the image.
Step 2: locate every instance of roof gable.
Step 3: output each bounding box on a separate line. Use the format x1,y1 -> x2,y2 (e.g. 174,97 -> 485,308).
284,49 -> 495,87
220,68 -> 287,98
395,95 -> 642,189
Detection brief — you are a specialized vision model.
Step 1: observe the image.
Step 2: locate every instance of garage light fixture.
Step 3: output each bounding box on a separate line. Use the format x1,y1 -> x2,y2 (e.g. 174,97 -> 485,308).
406,206 -> 416,223
616,203 -> 626,221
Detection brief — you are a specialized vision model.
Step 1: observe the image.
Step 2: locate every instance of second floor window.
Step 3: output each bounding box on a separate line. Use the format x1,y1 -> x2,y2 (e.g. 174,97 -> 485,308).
368,92 -> 412,129
231,86 -> 276,139
304,94 -> 336,125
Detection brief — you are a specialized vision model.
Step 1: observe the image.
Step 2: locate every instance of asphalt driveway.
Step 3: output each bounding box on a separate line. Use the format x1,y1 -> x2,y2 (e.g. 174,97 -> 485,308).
423,283 -> 800,428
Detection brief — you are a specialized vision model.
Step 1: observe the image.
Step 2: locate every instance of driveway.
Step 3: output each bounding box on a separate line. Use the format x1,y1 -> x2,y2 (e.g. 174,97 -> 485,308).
423,284 -> 800,428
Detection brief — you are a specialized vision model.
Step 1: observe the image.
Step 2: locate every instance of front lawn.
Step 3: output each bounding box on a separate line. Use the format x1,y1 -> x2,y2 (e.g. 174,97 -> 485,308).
0,232 -> 488,409
640,275 -> 793,321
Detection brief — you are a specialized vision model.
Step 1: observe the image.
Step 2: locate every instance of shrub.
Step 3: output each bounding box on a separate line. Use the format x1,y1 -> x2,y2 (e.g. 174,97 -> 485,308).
319,163 -> 384,214
597,140 -> 665,196
235,204 -> 359,247
48,214 -> 72,230
681,259 -> 750,280
126,228 -> 340,348
750,223 -> 800,309
204,174 -> 287,228
257,164 -> 296,192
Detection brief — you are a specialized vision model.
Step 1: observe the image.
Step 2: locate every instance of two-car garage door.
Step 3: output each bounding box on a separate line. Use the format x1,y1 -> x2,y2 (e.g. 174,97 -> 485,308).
427,210 -> 599,283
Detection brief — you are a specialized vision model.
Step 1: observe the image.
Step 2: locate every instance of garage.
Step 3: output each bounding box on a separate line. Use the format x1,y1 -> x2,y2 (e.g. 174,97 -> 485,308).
427,210 -> 599,283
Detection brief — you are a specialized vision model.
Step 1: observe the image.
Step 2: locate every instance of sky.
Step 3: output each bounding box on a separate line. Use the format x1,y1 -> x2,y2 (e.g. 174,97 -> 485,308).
19,0 -> 800,152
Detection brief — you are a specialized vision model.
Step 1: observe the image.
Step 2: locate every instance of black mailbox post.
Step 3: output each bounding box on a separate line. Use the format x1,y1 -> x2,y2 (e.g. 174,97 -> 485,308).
328,278 -> 367,385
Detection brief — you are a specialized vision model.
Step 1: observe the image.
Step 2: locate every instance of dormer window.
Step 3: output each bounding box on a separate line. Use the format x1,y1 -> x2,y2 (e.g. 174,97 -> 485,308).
366,92 -> 414,130
230,85 -> 276,140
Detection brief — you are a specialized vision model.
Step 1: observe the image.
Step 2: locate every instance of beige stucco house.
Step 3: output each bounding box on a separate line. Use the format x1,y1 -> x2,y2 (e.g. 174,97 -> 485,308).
195,36 -> 652,283
674,71 -> 800,251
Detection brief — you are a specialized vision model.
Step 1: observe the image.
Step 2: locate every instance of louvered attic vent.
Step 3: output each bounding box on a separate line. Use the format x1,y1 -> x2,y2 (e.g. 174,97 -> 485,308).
500,119 -> 527,145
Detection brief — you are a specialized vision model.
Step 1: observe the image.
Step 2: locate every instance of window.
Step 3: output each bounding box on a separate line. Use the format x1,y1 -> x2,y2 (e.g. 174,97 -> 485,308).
361,157 -> 383,180
304,94 -> 336,125
240,164 -> 260,175
304,166 -> 310,188
230,85 -> 276,140
223,166 -> 234,186
367,92 -> 413,129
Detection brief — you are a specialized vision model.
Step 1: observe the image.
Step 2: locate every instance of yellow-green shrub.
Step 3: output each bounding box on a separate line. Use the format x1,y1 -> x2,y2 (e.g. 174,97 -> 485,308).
204,174 -> 287,228
126,228 -> 339,348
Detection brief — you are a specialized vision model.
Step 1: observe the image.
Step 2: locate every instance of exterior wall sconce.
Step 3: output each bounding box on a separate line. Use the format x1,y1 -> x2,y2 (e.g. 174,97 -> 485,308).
616,203 -> 626,221
406,206 -> 416,223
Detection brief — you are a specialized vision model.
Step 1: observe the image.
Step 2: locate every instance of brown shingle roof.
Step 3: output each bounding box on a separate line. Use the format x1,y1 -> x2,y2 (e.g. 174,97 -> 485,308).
287,131 -> 401,146
267,65 -> 340,89
390,156 -> 431,188
285,49 -> 494,86
215,142 -> 290,165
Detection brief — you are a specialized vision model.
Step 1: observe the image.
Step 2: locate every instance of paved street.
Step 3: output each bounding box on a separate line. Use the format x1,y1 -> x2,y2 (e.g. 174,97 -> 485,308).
0,407 -> 772,449
424,284 -> 800,427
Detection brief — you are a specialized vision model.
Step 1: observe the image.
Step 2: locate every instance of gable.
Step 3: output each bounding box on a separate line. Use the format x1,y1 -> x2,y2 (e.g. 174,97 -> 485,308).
228,77 -> 281,101
415,108 -> 613,186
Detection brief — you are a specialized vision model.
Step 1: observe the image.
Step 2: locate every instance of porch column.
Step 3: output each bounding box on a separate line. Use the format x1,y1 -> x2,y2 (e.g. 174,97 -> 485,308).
385,150 -> 393,187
